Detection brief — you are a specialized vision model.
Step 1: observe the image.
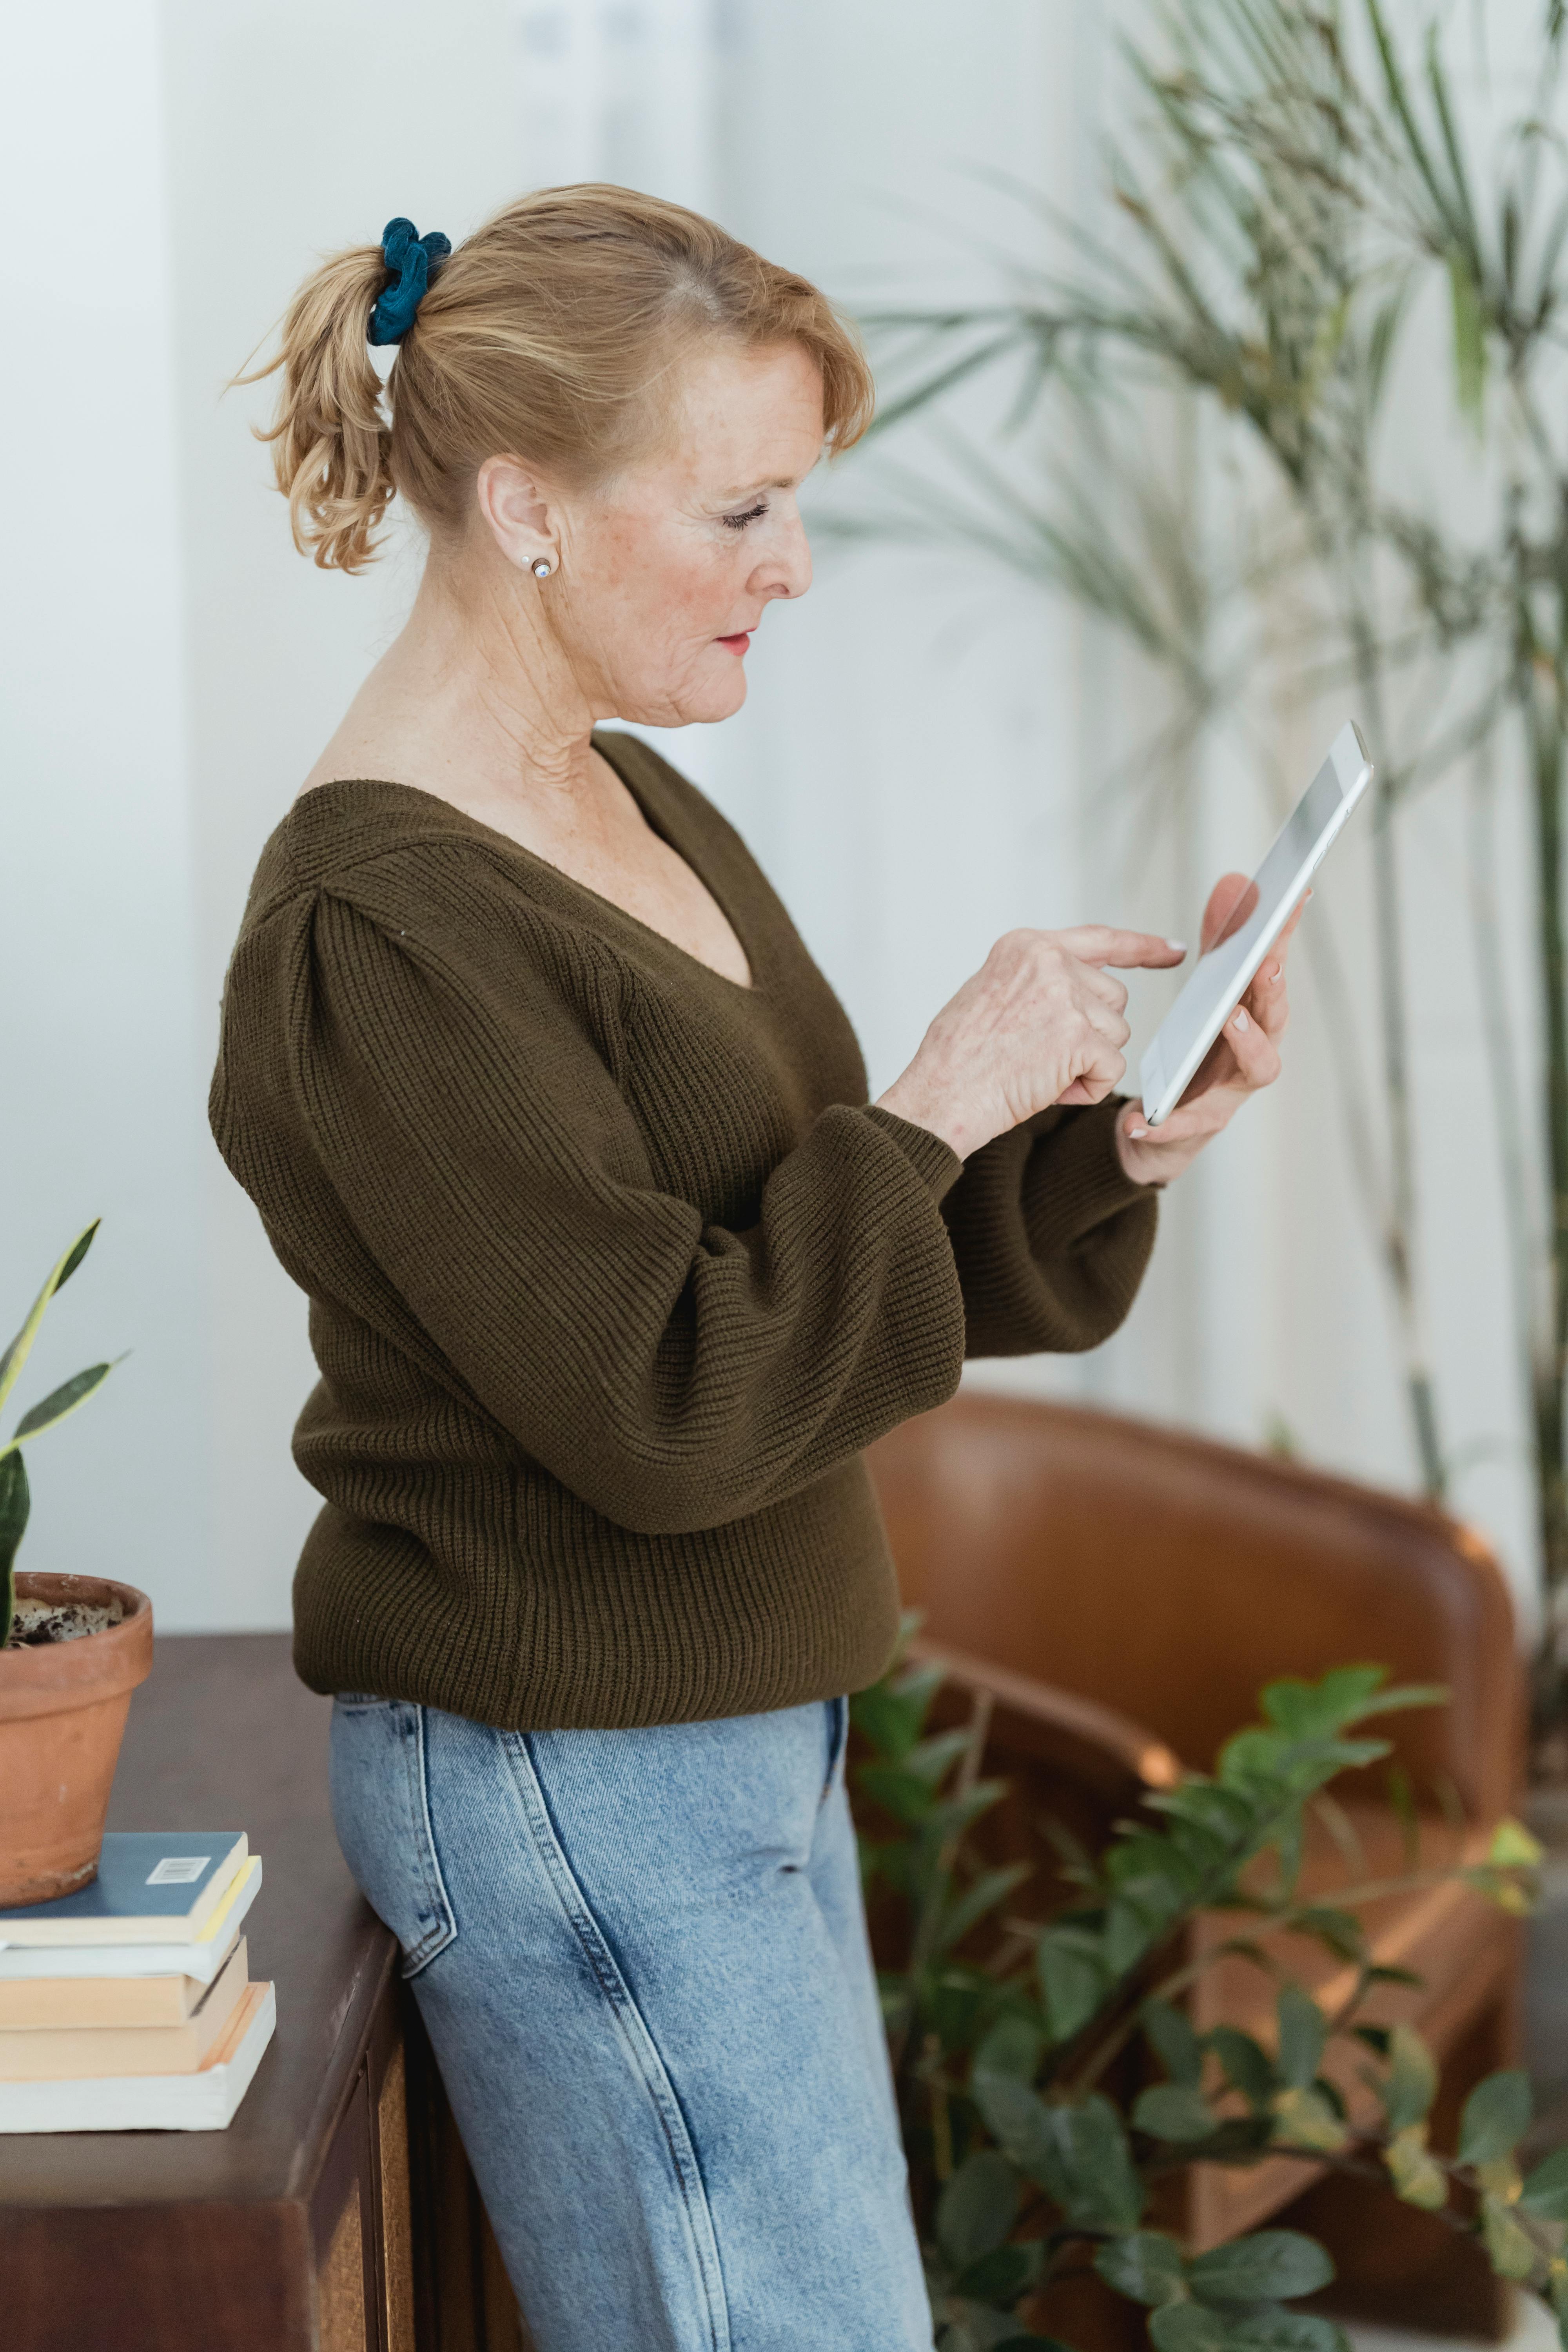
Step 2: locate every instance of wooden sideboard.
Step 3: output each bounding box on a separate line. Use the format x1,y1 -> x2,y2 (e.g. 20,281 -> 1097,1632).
0,1634 -> 530,2352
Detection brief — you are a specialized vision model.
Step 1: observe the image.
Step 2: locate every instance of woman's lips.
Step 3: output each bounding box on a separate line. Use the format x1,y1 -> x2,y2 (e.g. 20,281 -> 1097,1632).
715,632 -> 752,654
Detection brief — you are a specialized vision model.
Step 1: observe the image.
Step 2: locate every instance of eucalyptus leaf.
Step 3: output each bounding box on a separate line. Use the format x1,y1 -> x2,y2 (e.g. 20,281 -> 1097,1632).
1149,2308 -> 1231,2352
850,1661 -> 944,1762
1382,2023 -> 1438,2131
1037,1927 -> 1106,2044
1208,2026 -> 1277,2111
1480,2191 -> 1539,2281
1186,2230 -> 1336,2305
1271,2085 -> 1350,2155
937,2151 -> 1020,2270
1143,1997 -> 1204,2087
1383,2123 -> 1448,2211
938,1864 -> 1033,1956
1001,2093 -> 1145,2233
1521,2143 -> 1568,2221
1094,2229 -> 1187,2306
1275,1985 -> 1327,2091
1134,2082 -> 1221,2143
951,2241 -> 1039,2305
1458,2070 -> 1532,2167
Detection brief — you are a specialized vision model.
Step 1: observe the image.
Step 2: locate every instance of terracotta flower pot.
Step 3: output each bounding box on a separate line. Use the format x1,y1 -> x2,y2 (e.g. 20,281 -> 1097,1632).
0,1572 -> 153,1910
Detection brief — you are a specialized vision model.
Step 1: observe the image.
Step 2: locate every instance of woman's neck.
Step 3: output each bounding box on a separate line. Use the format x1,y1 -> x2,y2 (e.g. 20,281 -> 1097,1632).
299,544 -> 605,826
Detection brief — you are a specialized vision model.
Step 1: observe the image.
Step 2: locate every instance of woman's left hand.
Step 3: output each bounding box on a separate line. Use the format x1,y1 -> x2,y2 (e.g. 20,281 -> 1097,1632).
1113,872 -> 1305,1187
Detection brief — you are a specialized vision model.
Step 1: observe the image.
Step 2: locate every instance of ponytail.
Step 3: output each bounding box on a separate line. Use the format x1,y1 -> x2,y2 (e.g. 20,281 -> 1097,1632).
236,243 -> 397,575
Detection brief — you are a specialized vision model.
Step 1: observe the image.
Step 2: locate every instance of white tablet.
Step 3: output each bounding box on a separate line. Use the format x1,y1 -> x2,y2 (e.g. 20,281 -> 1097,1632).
1138,722 -> 1372,1127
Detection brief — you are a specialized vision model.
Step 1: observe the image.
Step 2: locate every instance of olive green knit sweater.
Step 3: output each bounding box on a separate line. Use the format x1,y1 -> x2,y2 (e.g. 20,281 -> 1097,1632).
210,731 -> 1157,1729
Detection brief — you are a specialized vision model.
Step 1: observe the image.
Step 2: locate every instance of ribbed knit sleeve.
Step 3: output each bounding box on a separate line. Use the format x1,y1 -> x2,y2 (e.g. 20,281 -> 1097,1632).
291,891 -> 969,1535
940,1096 -> 1158,1358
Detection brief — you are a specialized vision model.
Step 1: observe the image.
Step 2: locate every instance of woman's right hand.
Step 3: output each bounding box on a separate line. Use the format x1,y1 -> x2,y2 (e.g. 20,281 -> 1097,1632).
875,926 -> 1187,1161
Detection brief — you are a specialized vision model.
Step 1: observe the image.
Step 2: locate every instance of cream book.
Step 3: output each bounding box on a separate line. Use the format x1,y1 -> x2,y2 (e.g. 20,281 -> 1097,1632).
0,1980 -> 276,2131
0,1933 -> 247,2031
0,1939 -> 248,2076
0,1832 -> 247,1947
0,1856 -> 261,1984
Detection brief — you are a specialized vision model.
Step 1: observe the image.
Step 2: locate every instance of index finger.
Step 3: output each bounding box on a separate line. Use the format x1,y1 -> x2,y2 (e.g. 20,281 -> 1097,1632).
1057,926 -> 1188,972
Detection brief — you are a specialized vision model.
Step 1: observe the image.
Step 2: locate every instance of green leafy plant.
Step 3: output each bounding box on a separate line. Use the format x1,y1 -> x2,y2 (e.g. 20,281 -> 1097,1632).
0,1223 -> 116,1649
840,0 -> 1568,1757
853,1634 -> 1557,2349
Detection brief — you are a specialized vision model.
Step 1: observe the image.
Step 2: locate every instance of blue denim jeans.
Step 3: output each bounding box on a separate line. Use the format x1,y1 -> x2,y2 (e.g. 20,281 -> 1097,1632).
328,1691 -> 934,2352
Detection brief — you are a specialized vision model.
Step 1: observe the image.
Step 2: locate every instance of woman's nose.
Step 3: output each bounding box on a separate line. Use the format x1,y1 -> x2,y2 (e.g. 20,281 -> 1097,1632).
750,511 -> 813,602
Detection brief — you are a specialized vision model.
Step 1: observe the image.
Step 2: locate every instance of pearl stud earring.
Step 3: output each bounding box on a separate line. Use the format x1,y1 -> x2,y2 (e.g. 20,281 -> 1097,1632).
531,558 -> 553,579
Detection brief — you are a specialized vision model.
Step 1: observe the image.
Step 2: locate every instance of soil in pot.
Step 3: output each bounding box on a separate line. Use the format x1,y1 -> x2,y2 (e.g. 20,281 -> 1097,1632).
5,1593 -> 125,1648
0,1573 -> 152,1909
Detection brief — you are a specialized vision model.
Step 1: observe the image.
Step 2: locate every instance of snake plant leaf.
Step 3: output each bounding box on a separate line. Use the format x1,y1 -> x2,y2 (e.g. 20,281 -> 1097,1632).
0,1222 -> 101,1419
4,1361 -> 118,1454
0,1448 -> 30,1649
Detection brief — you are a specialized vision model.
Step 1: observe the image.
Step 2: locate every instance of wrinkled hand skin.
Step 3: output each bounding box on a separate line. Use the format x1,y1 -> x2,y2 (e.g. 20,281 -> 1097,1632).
1114,874 -> 1307,1188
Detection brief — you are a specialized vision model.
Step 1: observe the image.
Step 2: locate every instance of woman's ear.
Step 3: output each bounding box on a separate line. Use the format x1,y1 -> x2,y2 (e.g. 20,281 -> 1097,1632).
475,456 -> 558,575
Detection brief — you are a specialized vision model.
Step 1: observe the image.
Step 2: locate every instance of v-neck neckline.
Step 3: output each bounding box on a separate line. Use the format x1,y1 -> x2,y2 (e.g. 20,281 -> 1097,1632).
298,734 -> 761,998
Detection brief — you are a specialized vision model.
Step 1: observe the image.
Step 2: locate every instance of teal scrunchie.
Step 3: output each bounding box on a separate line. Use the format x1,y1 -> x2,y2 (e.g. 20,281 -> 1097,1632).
368,217 -> 451,347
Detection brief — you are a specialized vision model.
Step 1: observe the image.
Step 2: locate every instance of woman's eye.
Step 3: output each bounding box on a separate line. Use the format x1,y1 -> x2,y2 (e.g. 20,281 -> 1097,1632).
720,501 -> 769,532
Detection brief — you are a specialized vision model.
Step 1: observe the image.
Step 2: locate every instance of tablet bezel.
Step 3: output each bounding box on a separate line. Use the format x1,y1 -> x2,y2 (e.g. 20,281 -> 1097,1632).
1138,723 -> 1372,1128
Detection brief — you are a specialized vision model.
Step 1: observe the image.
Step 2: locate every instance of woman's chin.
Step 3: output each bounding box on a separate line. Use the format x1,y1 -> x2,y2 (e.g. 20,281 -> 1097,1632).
625,672 -> 749,729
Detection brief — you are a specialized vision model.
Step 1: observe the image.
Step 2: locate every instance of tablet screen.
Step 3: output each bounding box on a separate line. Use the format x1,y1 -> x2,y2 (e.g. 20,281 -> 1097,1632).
1139,728 -> 1369,1123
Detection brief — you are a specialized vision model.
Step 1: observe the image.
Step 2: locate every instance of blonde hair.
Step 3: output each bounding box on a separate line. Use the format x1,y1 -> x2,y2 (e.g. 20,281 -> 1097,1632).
241,183 -> 875,574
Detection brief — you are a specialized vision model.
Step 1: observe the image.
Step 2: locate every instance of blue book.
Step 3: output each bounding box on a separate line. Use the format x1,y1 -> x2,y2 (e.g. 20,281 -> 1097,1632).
0,1833 -> 249,1947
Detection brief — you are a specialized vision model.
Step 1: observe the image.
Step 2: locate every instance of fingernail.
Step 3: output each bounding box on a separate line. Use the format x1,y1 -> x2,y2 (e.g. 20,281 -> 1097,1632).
1232,1008 -> 1250,1031
1165,938 -> 1187,953
1128,1125 -> 1149,1139
1268,965 -> 1281,982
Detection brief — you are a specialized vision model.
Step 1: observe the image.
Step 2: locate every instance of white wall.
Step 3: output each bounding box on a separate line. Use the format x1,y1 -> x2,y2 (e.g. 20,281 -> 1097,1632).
0,0 -> 1541,1634
1,3 -> 210,1613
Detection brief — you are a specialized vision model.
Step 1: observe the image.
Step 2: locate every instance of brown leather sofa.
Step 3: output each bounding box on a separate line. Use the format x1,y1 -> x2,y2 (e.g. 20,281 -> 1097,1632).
866,1390 -> 1526,2341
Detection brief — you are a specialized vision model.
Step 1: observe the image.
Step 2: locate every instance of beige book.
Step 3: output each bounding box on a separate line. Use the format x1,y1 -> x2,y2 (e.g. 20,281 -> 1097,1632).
0,1938 -> 248,2079
0,1935 -> 246,2031
0,1981 -> 276,2132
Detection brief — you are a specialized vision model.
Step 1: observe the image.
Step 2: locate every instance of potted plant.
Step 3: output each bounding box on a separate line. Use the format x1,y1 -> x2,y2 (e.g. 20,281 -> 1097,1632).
0,1222 -> 149,1909
853,1637 -> 1562,2348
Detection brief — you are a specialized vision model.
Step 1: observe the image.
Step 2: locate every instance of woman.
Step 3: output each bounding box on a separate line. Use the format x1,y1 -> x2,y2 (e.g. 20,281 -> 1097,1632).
213,188 -> 1298,2352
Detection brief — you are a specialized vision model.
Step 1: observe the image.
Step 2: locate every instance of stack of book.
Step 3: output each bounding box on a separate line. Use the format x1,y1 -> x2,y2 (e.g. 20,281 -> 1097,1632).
0,1831 -> 274,2131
